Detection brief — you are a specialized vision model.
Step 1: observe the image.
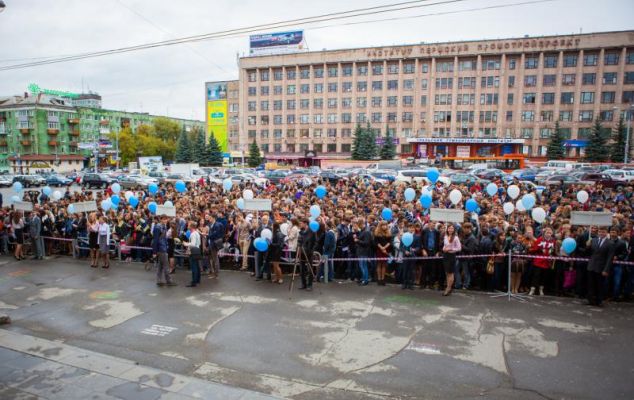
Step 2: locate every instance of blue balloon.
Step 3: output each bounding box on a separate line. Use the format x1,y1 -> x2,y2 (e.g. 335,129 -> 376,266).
129,196 -> 139,208
101,199 -> 112,211
42,186 -> 52,196
237,198 -> 245,210
12,181 -> 22,193
223,178 -> 233,191
254,237 -> 269,252
315,185 -> 327,199
466,198 -> 478,212
185,230 -> 191,240
148,183 -> 158,195
419,194 -> 432,209
427,168 -> 439,184
148,201 -> 157,214
486,183 -> 498,196
67,204 -> 75,214
309,220 -> 320,232
521,194 -> 536,210
111,183 -> 121,194
381,207 -> 393,221
404,187 -> 416,202
111,195 -> 120,205
562,237 -> 577,254
402,232 -> 414,247
111,202 -> 118,211
175,180 -> 186,193
310,205 -> 321,218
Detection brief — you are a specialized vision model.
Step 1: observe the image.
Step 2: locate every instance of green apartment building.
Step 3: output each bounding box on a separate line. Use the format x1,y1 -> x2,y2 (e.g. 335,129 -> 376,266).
0,92 -> 203,173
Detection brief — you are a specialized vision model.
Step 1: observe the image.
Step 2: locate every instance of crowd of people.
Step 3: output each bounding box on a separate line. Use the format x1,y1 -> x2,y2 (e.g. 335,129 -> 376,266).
0,171 -> 633,307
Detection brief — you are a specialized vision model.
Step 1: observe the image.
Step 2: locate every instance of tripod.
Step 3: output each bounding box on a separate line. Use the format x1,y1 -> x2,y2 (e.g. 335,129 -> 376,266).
289,248 -> 321,299
490,250 -> 530,302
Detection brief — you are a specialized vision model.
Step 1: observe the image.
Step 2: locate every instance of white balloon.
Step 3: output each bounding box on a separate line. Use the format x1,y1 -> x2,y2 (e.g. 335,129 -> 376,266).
280,223 -> 289,236
449,189 -> 462,205
503,202 -> 515,215
516,199 -> 526,212
260,228 -> 272,241
507,185 -> 520,199
531,207 -> 546,223
125,191 -> 134,200
577,190 -> 589,204
243,189 -> 254,200
52,190 -> 62,200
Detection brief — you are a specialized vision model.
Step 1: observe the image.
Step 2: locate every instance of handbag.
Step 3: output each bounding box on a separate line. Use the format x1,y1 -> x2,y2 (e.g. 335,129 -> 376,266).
486,257 -> 495,275
563,269 -> 576,289
213,238 -> 224,251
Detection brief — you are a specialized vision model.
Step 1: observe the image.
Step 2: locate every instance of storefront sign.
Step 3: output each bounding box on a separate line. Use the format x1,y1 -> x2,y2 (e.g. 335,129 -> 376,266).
407,138 -> 524,144
27,83 -> 80,99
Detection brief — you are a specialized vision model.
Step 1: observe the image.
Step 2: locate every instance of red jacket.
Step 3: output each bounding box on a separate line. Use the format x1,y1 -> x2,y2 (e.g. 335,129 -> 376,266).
530,236 -> 555,269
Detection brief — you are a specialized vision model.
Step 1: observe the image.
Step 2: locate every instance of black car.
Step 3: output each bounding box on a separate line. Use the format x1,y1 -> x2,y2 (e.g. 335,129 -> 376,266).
82,173 -> 115,189
46,174 -> 73,187
13,174 -> 46,187
319,171 -> 343,184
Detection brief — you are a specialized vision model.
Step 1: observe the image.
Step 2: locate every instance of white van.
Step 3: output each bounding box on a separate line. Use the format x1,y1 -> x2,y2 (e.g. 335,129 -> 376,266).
543,160 -> 577,171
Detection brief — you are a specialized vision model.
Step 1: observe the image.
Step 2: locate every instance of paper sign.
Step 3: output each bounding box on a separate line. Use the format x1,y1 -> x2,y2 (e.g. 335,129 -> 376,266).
570,211 -> 613,227
244,199 -> 272,211
430,208 -> 464,223
72,201 -> 98,213
156,205 -> 176,217
13,201 -> 33,212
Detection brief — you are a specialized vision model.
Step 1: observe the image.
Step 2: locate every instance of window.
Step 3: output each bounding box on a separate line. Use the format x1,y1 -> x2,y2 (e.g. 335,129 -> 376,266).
357,81 -> 367,92
582,73 -> 596,85
273,129 -> 283,138
342,143 -> 351,152
259,86 -> 269,96
459,60 -> 476,71
328,83 -> 338,93
327,143 -> 337,153
562,74 -> 576,85
540,128 -> 552,138
314,83 -> 323,93
342,98 -> 352,108
328,66 -> 338,77
580,92 -> 594,104
248,101 -> 256,111
300,129 -> 309,138
542,93 -> 555,105
601,91 -> 615,104
435,94 -> 452,105
341,113 -> 352,123
248,71 -> 256,82
342,65 -> 353,76
287,100 -> 296,110
604,52 -> 619,65
371,112 -> 382,123
421,63 -> 429,73
479,128 -> 496,137
507,93 -> 514,105
543,74 -> 556,86
287,114 -> 295,124
402,79 -> 414,90
433,111 -> 451,122
457,111 -> 474,122
261,101 -> 269,111
286,69 -> 296,80
328,98 -> 337,109
559,111 -> 572,121
525,56 -> 538,69
524,75 -> 537,87
274,100 -> 282,110
544,54 -> 558,68
342,129 -> 352,138
313,129 -> 322,138
481,93 -> 499,105
388,112 -> 397,122
260,70 -> 269,81
314,98 -> 323,109
457,94 -> 474,105
327,128 -> 337,138
372,81 -> 383,91
479,111 -> 497,123
600,110 -> 614,121
248,87 -> 256,96
561,92 -> 574,104
403,96 -> 413,106
388,80 -> 398,90
522,93 -> 536,104
541,111 -> 553,121
47,121 -> 60,130
300,84 -> 310,94
387,96 -> 397,107
327,113 -> 337,123
579,110 -> 593,122
357,97 -> 367,107
420,95 -> 427,106
436,77 -> 453,89
273,85 -> 282,95
229,104 -> 239,112
578,127 -> 592,139
371,96 -> 382,107
248,116 -> 256,125
300,114 -> 309,124
508,58 -> 516,70
521,111 -> 535,121
260,129 -> 269,138
563,54 -> 577,67
357,65 -> 368,76
625,72 -> 634,84
387,63 -> 399,74
521,128 -> 534,138
480,76 -> 499,88
560,128 -> 572,139
372,63 -> 383,75
260,116 -> 269,125
623,91 -> 634,103
508,76 -> 515,87
603,72 -> 617,85
458,77 -> 475,89
248,130 -> 256,138
314,67 -> 324,78
299,143 -> 309,151
313,114 -> 323,124
342,82 -> 352,92
436,61 -> 454,72
356,112 -> 367,123
403,63 -> 415,73
273,69 -> 283,80
421,79 -> 428,89
584,54 -> 598,66
300,68 -> 310,79
402,112 -> 413,122
628,52 -> 634,64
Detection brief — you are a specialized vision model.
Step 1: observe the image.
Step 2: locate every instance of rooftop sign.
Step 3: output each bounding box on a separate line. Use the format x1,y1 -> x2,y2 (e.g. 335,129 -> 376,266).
28,83 -> 80,99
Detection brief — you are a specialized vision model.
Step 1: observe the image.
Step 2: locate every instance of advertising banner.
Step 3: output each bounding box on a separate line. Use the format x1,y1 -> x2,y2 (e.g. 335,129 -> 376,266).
206,94 -> 228,153
249,31 -> 306,55
138,156 -> 163,172
206,82 -> 227,101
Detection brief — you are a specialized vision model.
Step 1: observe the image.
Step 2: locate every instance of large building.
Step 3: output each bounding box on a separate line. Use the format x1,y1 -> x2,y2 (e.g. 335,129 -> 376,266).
229,30 -> 634,165
0,91 -> 204,173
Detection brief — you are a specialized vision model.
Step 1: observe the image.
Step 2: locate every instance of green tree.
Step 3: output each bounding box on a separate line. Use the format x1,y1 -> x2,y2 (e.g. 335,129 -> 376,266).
191,129 -> 206,164
380,125 -> 397,160
175,129 -> 192,163
546,121 -> 566,160
153,117 -> 181,142
351,124 -> 364,159
584,119 -> 609,162
206,132 -> 223,166
611,116 -> 629,163
363,122 -> 379,160
111,127 -> 137,166
248,139 -> 263,167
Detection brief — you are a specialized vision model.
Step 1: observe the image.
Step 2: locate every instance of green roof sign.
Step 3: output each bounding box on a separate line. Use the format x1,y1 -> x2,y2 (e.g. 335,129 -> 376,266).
28,83 -> 80,99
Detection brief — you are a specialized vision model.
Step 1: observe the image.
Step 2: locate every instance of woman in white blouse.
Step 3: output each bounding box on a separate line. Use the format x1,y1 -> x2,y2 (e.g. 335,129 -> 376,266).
184,222 -> 202,287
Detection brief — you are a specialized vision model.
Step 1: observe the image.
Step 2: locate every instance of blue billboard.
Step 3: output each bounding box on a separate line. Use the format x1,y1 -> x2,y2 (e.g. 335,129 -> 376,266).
249,31 -> 306,55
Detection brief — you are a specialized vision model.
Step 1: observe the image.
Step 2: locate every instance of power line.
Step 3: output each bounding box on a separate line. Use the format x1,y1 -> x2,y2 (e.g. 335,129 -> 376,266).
0,0 -> 470,71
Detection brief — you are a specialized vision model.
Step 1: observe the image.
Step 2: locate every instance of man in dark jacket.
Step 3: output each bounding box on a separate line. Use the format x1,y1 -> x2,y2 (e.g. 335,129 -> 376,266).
337,218 -> 355,280
421,223 -> 441,289
354,218 -> 373,286
320,221 -> 336,283
29,211 -> 43,260
456,222 -> 479,289
298,218 -> 315,290
207,213 -> 225,279
402,223 -> 421,290
587,226 -> 614,307
152,215 -> 175,287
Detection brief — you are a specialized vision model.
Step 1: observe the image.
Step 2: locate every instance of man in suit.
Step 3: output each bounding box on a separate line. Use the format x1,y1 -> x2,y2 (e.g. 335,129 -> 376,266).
587,226 -> 614,307
298,218 -> 315,291
206,213 -> 225,279
29,210 -> 43,260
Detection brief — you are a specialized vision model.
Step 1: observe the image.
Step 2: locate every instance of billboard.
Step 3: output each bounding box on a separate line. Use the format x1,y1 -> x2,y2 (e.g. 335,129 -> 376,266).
206,82 -> 227,101
249,30 -> 306,55
206,82 -> 229,153
138,156 -> 163,172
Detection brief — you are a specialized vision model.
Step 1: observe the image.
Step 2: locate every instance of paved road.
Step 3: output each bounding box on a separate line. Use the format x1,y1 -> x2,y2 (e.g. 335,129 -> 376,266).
0,256 -> 633,399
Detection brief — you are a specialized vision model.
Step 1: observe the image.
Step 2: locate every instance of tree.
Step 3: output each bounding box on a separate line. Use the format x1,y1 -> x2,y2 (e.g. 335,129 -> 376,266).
546,121 -> 566,160
248,139 -> 262,167
191,129 -> 206,164
380,125 -> 397,160
351,124 -> 364,160
153,117 -> 181,142
611,115 -> 629,163
175,129 -> 192,163
206,132 -> 223,166
111,125 -> 175,165
363,122 -> 379,160
584,119 -> 609,162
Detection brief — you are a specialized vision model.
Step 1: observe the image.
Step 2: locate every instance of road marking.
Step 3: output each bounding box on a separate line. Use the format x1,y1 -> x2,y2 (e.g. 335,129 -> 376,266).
89,290 -> 119,300
141,325 -> 178,337
406,342 -> 441,355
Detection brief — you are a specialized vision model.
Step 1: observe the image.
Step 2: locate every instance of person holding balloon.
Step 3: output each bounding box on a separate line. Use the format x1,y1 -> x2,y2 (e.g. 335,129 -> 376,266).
400,223 -> 420,290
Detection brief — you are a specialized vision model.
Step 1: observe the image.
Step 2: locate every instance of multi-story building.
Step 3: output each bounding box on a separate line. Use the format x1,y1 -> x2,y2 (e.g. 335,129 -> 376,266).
0,93 -> 204,173
234,30 -> 634,164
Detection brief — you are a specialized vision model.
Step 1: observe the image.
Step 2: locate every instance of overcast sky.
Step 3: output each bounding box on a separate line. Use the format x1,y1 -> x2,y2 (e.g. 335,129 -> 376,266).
0,0 -> 632,120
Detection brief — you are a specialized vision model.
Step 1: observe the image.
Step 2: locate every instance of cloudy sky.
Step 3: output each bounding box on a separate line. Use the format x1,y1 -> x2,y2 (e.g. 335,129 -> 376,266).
0,0 -> 632,120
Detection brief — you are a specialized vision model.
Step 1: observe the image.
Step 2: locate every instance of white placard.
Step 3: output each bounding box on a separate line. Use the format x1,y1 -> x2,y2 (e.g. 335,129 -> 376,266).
72,201 -> 98,213
570,211 -> 613,227
156,205 -> 176,217
430,208 -> 464,223
244,199 -> 272,211
14,201 -> 33,212
456,146 -> 471,158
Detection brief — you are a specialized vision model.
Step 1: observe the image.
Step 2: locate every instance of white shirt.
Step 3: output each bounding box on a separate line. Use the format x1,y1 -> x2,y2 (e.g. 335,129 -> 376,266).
189,230 -> 201,248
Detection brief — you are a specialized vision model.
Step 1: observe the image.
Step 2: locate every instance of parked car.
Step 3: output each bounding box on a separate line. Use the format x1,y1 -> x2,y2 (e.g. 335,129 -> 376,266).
603,169 -> 634,182
510,168 -> 539,182
147,171 -> 168,184
118,175 -> 157,190
540,175 -> 582,188
82,173 -> 115,189
535,169 -> 562,184
265,170 -> 291,184
475,169 -> 511,182
13,174 -> 46,187
164,174 -> 196,185
230,173 -> 269,187
446,172 -> 480,185
575,172 -> 623,189
369,170 -> 396,183
0,175 -> 13,187
45,174 -> 73,187
319,171 -> 344,184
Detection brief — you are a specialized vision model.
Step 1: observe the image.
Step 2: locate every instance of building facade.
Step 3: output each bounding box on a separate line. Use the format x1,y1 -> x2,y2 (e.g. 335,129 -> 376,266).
235,30 -> 634,163
0,93 -> 204,173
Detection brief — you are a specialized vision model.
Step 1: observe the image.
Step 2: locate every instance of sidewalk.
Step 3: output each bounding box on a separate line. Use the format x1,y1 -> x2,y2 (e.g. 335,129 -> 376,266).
0,329 -> 280,400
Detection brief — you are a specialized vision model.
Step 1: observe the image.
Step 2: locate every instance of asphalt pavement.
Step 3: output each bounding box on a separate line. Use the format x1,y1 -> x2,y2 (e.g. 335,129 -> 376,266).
0,255 -> 633,399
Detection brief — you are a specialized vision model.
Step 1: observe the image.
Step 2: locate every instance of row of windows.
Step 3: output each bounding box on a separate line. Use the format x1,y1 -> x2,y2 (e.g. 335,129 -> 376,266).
248,96 -> 420,111
247,71 -> 634,96
257,143 -> 351,154
246,51 -> 634,82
